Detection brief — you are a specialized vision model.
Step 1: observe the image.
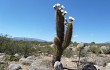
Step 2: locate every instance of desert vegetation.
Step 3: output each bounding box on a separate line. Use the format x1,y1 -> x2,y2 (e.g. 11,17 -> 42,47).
1,34 -> 110,70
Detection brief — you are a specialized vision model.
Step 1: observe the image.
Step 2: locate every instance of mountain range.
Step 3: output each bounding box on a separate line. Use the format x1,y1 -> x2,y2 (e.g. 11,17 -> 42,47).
12,37 -> 47,42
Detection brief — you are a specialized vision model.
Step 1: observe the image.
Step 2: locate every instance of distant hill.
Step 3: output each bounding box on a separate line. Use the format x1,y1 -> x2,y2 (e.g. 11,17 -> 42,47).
12,37 -> 47,42
105,42 -> 110,44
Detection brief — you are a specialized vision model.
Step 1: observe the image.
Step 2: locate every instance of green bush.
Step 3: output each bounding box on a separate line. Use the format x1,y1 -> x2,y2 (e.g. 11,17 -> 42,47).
63,49 -> 74,58
4,55 -> 20,61
0,34 -> 55,57
9,55 -> 21,61
0,63 -> 8,70
88,45 -> 101,55
79,49 -> 87,57
35,46 -> 54,55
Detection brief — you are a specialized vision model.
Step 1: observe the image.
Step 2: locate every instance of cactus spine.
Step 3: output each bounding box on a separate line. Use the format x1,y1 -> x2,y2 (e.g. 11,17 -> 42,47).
52,3 -> 74,67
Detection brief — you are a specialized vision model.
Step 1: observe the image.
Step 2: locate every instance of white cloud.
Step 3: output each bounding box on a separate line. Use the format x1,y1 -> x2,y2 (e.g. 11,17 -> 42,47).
73,35 -> 79,38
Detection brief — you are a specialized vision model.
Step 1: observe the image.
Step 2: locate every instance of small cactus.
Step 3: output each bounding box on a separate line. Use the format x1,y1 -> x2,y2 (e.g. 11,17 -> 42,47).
52,3 -> 74,67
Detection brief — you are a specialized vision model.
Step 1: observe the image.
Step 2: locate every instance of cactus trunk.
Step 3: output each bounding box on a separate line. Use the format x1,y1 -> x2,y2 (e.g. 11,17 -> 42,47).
52,49 -> 63,66
52,4 -> 73,68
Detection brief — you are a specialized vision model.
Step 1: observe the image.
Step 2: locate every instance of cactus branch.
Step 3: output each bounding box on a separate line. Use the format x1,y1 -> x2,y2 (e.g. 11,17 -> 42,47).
62,23 -> 73,50
56,10 -> 64,44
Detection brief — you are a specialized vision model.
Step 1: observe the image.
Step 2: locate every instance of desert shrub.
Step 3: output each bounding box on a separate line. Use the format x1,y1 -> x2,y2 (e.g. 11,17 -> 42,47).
88,45 -> 101,55
5,41 -> 17,55
79,49 -> 88,57
100,46 -> 110,54
63,49 -> 74,58
77,43 -> 88,57
0,63 -> 8,70
0,34 -> 55,57
4,55 -> 20,61
21,42 -> 34,58
35,46 -> 54,55
9,55 -> 20,61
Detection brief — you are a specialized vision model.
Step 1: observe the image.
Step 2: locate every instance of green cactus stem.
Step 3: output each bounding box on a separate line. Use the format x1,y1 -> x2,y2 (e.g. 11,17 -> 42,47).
52,7 -> 73,67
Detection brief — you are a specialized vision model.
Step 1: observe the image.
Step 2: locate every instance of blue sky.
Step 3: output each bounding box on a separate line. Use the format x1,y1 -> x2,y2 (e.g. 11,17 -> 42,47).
0,0 -> 110,43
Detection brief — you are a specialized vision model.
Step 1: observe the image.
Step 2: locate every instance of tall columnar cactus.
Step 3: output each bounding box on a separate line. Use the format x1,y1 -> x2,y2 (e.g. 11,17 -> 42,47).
52,3 -> 75,66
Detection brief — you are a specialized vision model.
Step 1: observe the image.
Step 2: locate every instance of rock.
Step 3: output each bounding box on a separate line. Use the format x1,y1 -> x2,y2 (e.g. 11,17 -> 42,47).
8,63 -> 22,70
105,63 -> 110,70
50,44 -> 55,47
19,56 -> 36,65
14,53 -> 19,57
99,66 -> 105,70
26,55 -> 36,60
54,61 -> 63,70
84,46 -> 89,52
19,58 -> 32,65
30,59 -> 52,70
82,64 -> 97,70
94,65 -> 100,70
0,53 -> 5,56
0,55 -> 5,61
29,66 -> 38,70
0,61 -> 5,64
100,46 -> 110,54
99,54 -> 106,57
19,57 -> 25,62
30,59 -> 42,67
80,56 -> 106,66
29,66 -> 50,70
106,63 -> 110,67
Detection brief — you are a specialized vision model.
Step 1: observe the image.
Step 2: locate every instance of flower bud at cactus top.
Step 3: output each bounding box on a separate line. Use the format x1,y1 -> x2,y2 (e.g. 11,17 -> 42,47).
61,5 -> 65,9
58,8 -> 61,10
64,11 -> 67,14
53,5 -> 56,8
53,3 -> 68,17
56,3 -> 60,7
69,16 -> 75,22
53,3 -> 61,10
61,9 -> 64,13
53,4 -> 57,10
62,11 -> 67,16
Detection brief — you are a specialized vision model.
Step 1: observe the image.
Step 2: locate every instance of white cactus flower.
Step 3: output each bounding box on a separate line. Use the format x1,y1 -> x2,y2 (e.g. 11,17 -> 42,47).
56,3 -> 60,7
53,3 -> 61,10
73,18 -> 75,21
69,16 -> 72,20
61,9 -> 64,13
61,5 -> 65,9
58,7 -> 61,10
69,16 -> 75,22
64,11 -> 67,14
53,5 -> 56,8
62,11 -> 67,16
53,4 -> 57,10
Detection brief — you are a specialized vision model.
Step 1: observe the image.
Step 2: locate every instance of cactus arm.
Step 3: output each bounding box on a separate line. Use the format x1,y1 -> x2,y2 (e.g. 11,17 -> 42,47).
62,23 -> 73,50
56,10 -> 64,44
54,37 -> 62,50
